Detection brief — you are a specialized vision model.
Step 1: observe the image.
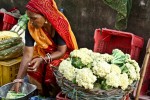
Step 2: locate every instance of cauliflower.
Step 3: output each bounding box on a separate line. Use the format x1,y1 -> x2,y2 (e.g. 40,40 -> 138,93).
80,54 -> 93,65
76,68 -> 97,89
63,67 -> 76,81
125,59 -> 140,81
119,73 -> 129,90
59,48 -> 138,91
126,63 -> 137,80
130,60 -> 141,78
59,59 -> 76,81
92,53 -> 113,63
70,48 -> 92,58
128,79 -> 134,85
70,48 -> 93,65
106,72 -> 120,88
70,49 -> 82,58
59,59 -> 72,74
110,64 -> 121,74
99,53 -> 114,62
90,52 -> 101,60
92,61 -> 111,78
79,48 -> 93,55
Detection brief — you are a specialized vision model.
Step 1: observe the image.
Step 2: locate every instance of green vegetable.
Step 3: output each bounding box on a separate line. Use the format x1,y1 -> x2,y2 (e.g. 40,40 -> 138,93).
18,14 -> 29,29
100,80 -> 112,90
0,42 -> 24,60
6,91 -> 26,99
72,78 -> 76,84
0,37 -> 22,51
71,57 -> 85,69
111,49 -> 128,65
10,14 -> 29,36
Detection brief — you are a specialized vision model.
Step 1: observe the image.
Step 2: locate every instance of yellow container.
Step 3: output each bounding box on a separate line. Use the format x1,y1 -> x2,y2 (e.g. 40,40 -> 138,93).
0,57 -> 22,86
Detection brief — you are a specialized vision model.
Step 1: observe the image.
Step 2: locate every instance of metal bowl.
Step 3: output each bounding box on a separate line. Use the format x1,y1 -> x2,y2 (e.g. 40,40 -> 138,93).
0,82 -> 37,100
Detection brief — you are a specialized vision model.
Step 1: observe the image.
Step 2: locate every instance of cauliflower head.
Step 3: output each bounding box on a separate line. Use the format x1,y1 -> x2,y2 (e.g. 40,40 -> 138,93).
106,72 -> 120,88
119,73 -> 129,90
76,68 -> 97,89
59,59 -> 76,81
92,61 -> 111,78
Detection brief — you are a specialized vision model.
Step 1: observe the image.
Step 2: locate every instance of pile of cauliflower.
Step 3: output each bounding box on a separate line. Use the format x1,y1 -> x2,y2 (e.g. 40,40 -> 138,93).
58,48 -> 140,90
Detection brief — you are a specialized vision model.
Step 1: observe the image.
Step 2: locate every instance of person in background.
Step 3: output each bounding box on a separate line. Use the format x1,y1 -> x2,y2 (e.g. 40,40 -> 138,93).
11,0 -> 78,98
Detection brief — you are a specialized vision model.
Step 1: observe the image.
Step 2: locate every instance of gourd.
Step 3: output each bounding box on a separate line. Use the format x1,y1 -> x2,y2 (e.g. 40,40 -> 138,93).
0,37 -> 22,51
0,31 -> 18,41
0,41 -> 24,60
0,26 -> 24,60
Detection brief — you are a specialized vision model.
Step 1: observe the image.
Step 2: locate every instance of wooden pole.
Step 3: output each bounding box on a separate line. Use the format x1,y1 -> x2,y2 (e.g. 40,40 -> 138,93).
135,38 -> 150,100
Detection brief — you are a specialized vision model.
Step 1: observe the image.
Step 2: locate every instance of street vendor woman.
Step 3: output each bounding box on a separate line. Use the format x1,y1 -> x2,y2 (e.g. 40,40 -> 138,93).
11,0 -> 78,97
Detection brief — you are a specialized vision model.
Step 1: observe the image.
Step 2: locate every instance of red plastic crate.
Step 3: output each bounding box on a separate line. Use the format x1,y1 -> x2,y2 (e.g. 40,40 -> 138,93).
0,11 -> 18,31
93,28 -> 144,62
133,58 -> 150,99
56,91 -> 70,100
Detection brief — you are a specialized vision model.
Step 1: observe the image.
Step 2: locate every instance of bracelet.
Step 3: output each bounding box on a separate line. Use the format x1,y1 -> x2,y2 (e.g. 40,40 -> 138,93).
46,53 -> 52,63
40,56 -> 47,63
13,79 -> 23,83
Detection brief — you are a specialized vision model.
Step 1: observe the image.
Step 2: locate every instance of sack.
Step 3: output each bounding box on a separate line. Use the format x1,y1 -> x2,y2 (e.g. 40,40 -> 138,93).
0,8 -> 21,31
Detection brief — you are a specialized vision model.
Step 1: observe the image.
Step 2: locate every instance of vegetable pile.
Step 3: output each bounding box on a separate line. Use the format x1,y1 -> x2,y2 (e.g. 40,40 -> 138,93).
6,91 -> 26,99
58,48 -> 140,90
0,14 -> 28,60
0,37 -> 24,60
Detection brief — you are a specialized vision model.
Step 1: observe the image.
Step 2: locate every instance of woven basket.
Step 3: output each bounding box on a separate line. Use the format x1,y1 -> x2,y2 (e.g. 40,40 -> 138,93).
53,68 -> 136,100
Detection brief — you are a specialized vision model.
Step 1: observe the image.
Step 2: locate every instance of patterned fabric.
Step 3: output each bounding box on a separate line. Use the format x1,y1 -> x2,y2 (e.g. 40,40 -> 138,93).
103,0 -> 132,30
26,0 -> 78,50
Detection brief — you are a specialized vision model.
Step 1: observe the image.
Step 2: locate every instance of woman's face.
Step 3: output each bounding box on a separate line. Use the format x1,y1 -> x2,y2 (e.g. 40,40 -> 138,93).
26,10 -> 46,28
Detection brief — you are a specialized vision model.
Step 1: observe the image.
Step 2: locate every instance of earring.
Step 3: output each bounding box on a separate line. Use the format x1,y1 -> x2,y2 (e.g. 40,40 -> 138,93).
45,20 -> 48,24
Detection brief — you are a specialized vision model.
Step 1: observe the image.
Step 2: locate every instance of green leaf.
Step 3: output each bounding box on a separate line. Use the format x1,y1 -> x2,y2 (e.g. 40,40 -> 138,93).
100,80 -> 112,90
71,57 -> 84,69
72,78 -> 76,84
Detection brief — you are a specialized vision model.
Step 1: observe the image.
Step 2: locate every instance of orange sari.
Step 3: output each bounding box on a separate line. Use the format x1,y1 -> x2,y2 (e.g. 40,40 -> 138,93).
26,0 -> 78,91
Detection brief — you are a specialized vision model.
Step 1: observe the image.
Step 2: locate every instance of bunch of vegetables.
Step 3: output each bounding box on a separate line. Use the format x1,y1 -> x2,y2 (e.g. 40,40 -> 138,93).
0,37 -> 24,60
6,91 -> 26,99
10,13 -> 29,36
0,14 -> 29,60
58,48 -> 140,90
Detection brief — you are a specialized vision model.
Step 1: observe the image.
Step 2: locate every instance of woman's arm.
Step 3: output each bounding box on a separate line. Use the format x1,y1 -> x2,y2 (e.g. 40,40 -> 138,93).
16,46 -> 34,79
11,46 -> 34,92
42,45 -> 67,62
51,45 -> 67,60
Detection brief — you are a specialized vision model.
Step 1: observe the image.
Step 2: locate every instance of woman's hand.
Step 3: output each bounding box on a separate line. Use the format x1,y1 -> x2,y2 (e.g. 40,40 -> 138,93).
27,57 -> 43,72
11,82 -> 22,93
11,79 -> 23,93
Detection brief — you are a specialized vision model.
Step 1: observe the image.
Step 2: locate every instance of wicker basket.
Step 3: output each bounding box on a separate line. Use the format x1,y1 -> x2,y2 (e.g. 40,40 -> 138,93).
53,68 -> 135,100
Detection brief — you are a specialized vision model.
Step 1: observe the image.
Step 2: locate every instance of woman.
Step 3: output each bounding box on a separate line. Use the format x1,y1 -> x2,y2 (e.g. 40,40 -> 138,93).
11,0 -> 78,97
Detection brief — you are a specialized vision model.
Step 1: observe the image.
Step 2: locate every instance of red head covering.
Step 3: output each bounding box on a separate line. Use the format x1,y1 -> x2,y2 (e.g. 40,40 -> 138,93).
26,0 -> 78,50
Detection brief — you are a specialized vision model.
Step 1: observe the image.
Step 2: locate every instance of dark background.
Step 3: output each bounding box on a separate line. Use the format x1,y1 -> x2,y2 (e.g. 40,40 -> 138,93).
0,0 -> 150,65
